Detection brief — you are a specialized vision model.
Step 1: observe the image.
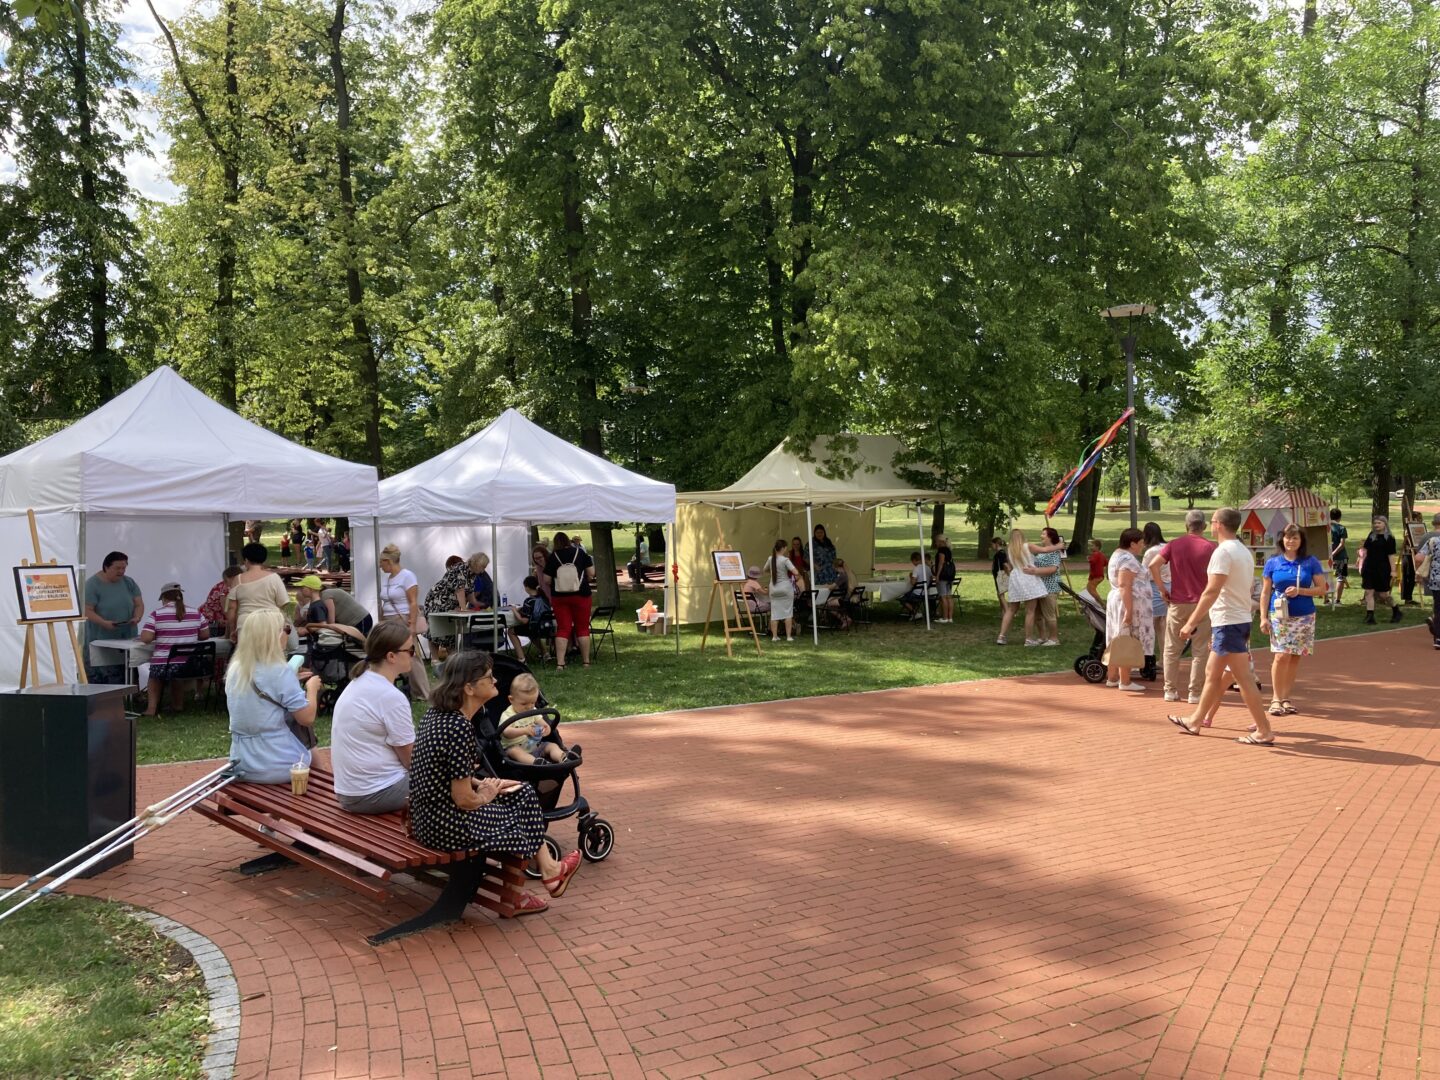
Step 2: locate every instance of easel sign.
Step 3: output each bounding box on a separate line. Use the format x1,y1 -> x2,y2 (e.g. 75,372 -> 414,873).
13,509 -> 88,688
712,550 -> 746,582
700,550 -> 762,657
14,565 -> 81,622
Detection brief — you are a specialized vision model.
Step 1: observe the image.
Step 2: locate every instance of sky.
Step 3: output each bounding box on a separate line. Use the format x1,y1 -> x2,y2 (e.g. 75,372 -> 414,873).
115,0 -> 188,205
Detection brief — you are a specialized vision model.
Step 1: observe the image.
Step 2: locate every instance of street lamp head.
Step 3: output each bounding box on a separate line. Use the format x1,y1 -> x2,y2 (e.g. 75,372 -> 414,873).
1099,303 -> 1157,319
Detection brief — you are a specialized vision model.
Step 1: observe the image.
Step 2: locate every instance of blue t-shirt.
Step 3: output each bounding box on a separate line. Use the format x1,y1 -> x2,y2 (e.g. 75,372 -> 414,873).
472,571 -> 494,609
1264,555 -> 1326,617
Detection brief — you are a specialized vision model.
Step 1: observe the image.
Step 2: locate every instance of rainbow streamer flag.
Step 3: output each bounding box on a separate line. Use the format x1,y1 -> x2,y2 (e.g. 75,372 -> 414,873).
1045,408 -> 1134,518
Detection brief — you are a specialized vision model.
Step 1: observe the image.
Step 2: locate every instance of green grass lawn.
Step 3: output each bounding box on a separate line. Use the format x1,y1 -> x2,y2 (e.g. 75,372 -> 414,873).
136,562 -> 1408,765
0,896 -> 208,1079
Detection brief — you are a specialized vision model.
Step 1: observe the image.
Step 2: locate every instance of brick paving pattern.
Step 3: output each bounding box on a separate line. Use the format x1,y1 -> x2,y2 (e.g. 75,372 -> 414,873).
7,626 -> 1438,1078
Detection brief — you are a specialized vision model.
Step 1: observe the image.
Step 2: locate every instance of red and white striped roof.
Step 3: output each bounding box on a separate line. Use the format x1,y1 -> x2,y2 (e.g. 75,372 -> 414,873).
1243,482 -> 1329,511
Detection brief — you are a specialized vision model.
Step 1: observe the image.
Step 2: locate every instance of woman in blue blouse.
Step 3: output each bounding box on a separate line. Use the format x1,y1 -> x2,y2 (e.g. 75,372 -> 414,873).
226,608 -> 321,782
1260,524 -> 1328,717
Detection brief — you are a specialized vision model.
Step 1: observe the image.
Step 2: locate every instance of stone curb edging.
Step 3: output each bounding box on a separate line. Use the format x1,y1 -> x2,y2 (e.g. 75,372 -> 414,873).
130,908 -> 240,1080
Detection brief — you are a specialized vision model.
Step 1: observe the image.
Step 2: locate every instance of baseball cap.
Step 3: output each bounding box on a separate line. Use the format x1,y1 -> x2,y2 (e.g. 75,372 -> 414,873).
160,581 -> 184,594
296,574 -> 325,590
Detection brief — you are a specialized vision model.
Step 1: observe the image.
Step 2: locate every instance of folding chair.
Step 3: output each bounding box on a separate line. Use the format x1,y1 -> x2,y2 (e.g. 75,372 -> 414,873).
734,590 -> 770,637
588,605 -> 618,661
153,640 -> 218,710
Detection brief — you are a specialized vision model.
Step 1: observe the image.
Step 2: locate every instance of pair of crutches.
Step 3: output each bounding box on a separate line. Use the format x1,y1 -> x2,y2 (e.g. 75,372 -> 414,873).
0,763 -> 236,926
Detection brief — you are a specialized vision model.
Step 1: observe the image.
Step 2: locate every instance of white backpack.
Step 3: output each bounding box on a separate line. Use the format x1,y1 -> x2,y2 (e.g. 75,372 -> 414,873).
554,550 -> 582,593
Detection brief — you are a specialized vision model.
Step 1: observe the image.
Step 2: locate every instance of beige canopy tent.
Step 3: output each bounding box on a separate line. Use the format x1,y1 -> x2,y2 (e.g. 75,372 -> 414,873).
676,435 -> 950,641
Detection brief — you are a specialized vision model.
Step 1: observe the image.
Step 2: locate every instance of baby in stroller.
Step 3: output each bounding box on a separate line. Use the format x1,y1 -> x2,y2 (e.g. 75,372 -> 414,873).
499,674 -> 579,765
477,654 -> 615,866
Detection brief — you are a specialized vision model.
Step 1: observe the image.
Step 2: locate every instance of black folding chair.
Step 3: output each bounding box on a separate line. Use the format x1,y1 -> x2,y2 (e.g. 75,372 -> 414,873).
847,587 -> 871,627
734,590 -> 770,637
152,640 -> 218,710
588,605 -> 618,661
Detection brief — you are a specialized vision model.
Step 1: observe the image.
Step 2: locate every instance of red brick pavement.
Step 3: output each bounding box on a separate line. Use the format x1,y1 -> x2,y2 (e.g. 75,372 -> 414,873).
9,626 -> 1439,1078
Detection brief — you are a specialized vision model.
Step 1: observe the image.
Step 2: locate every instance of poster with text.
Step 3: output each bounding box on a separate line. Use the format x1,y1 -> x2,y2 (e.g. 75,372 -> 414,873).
712,550 -> 747,582
14,565 -> 81,621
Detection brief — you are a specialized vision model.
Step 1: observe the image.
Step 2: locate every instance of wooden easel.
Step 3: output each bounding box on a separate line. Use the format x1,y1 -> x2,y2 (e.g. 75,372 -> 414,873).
16,509 -> 88,688
699,580 -> 763,657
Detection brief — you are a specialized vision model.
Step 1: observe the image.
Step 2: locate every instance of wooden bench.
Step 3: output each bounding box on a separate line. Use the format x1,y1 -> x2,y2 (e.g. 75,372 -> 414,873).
193,766 -> 529,928
1103,503 -> 1131,512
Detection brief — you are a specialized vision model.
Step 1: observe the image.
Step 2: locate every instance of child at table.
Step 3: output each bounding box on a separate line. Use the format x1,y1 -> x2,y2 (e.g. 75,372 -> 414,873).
899,551 -> 932,620
507,576 -> 554,660
498,674 -> 575,764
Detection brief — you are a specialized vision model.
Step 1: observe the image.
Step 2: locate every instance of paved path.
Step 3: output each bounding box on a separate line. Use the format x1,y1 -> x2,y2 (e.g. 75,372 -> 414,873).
11,626 -> 1440,1079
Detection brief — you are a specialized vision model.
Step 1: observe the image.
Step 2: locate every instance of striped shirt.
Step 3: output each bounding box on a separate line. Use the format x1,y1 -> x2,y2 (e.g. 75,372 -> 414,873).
140,606 -> 207,666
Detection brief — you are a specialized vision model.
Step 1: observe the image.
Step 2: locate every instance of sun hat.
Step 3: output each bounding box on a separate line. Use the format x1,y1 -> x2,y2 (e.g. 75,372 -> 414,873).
746,566 -> 760,579
296,574 -> 325,590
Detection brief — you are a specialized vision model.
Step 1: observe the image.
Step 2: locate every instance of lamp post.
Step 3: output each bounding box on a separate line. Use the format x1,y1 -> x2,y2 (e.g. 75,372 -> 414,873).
1099,304 -> 1156,529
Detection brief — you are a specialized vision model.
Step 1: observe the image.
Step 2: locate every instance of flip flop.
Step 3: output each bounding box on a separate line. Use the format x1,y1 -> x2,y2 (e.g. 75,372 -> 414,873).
1168,714 -> 1200,736
1237,734 -> 1275,746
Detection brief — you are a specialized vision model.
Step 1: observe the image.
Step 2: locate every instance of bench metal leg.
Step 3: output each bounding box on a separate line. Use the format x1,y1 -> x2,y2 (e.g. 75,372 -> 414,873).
368,858 -> 489,945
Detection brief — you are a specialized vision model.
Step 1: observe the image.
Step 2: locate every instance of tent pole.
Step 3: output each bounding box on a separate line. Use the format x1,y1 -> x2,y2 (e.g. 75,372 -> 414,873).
373,517 -> 384,625
806,502 -> 818,645
662,520 -> 674,653
916,500 -> 931,631
490,523 -> 499,653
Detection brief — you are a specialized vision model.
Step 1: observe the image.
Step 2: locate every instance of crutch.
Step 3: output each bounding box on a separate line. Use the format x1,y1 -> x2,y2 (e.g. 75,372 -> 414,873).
0,763 -> 236,925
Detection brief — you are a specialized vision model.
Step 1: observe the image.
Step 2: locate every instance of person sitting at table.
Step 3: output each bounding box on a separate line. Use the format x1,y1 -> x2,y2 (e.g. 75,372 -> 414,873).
226,543 -> 290,643
507,575 -> 554,660
827,557 -> 856,629
293,574 -> 371,647
226,608 -> 321,783
420,556 -> 470,656
330,620 -> 415,814
899,550 -> 932,621
468,552 -> 495,611
83,551 -> 145,683
138,582 -> 210,716
741,566 -> 770,614
199,565 -> 241,636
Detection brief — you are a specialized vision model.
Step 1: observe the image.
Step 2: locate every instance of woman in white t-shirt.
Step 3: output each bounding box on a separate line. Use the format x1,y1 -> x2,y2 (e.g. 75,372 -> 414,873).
378,543 -> 431,700
762,538 -> 804,643
330,621 -> 415,814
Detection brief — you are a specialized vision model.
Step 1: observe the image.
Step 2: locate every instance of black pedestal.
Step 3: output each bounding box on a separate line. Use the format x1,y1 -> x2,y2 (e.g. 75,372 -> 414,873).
0,684 -> 135,877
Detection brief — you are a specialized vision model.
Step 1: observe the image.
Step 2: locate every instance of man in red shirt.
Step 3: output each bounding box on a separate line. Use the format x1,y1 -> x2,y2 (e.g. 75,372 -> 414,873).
1145,509 -> 1218,704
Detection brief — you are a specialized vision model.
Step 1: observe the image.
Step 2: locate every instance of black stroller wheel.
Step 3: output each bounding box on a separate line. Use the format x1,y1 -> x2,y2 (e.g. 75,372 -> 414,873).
1081,658 -> 1108,684
1072,656 -> 1087,676
581,818 -> 615,862
524,835 -> 564,879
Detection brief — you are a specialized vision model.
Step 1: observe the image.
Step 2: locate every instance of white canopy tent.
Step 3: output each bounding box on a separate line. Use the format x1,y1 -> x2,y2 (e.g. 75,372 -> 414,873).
677,435 -> 950,641
0,366 -> 379,687
353,409 -> 677,650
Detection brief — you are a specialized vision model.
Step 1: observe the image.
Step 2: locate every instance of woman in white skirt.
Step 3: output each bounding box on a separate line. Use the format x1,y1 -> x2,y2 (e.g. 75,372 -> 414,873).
763,538 -> 804,643
1105,527 -> 1153,691
998,529 -> 1048,644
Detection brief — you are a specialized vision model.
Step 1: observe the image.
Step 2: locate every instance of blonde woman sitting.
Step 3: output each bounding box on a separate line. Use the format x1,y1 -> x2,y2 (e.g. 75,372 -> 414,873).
226,608 -> 321,783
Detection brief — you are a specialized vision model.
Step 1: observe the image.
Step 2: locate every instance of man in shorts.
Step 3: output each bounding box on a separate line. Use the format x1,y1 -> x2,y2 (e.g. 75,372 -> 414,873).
1327,507 -> 1349,606
1168,507 -> 1274,744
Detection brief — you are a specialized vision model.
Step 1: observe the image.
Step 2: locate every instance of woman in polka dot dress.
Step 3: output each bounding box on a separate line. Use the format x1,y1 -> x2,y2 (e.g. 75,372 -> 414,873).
409,651 -> 580,898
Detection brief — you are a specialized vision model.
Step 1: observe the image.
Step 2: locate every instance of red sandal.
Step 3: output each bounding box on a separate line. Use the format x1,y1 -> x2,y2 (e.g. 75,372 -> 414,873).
542,849 -> 582,898
511,891 -> 549,916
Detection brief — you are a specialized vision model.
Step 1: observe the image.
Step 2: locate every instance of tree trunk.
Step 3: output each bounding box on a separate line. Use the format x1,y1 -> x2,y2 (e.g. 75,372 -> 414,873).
930,504 -> 945,545
1371,447 -> 1392,522
787,126 -> 816,349
975,509 -> 998,560
72,1 -> 112,400
759,191 -> 787,365
328,0 -> 383,469
1068,467 -> 1103,556
215,0 -> 241,407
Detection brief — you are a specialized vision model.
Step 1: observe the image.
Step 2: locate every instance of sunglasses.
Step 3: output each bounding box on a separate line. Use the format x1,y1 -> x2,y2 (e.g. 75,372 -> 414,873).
394,646 -> 415,656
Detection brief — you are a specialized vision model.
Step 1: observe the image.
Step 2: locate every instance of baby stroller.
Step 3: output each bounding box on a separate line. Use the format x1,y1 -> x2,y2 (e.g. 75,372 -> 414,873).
1061,580 -> 1110,684
306,634 -> 356,711
474,653 -> 615,874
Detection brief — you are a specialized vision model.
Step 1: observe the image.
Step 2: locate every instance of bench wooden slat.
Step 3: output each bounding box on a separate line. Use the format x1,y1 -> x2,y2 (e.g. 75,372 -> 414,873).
220,774 -> 442,869
192,803 -> 391,903
195,768 -> 531,923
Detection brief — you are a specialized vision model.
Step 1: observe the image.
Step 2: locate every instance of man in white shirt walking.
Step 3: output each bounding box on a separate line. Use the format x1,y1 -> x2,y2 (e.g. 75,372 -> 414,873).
1168,507 -> 1273,744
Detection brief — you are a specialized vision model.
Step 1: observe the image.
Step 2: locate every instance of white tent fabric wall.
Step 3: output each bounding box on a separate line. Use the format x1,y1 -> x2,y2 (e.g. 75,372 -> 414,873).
85,513 -> 227,635
351,522 -> 531,624
0,512 -> 80,683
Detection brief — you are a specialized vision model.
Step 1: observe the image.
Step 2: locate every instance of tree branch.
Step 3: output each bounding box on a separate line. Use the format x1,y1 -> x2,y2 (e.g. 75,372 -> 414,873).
143,0 -> 226,161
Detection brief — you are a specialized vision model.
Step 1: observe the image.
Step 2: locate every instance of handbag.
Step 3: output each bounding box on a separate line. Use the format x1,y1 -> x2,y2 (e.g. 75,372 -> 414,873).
255,684 -> 318,751
1103,633 -> 1145,669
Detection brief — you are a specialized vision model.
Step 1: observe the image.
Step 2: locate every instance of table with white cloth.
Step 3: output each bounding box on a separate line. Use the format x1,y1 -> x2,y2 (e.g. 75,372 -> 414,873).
89,637 -> 234,687
860,580 -> 915,603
